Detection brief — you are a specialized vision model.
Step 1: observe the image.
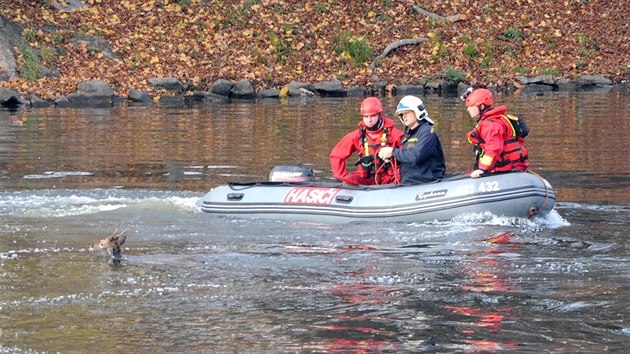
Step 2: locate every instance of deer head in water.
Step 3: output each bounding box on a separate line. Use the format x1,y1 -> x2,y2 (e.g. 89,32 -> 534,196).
89,229 -> 127,260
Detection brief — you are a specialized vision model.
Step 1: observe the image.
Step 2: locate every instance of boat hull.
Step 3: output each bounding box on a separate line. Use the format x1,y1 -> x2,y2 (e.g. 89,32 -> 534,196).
199,171 -> 556,223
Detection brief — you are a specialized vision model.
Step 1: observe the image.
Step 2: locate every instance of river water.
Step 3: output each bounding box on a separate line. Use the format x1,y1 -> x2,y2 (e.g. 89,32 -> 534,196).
1,91 -> 629,352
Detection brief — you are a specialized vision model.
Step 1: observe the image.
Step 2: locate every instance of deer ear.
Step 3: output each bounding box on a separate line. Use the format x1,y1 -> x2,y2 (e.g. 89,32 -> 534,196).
116,235 -> 127,247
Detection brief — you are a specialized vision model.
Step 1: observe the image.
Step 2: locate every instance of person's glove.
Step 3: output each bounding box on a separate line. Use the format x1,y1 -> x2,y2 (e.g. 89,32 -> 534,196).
378,147 -> 394,160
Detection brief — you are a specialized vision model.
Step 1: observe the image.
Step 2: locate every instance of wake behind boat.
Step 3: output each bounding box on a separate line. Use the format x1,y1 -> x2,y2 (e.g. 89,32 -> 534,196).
199,166 -> 556,224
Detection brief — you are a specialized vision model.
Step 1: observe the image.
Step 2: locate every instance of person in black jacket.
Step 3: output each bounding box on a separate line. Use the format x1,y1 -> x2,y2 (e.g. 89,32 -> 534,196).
378,95 -> 446,184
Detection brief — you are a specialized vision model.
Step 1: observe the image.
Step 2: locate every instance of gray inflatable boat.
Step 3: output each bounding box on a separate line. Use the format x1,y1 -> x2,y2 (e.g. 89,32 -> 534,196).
199,168 -> 556,224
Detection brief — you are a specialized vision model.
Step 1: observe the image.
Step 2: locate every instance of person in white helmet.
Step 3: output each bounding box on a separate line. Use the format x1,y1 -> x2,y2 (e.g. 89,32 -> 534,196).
378,95 -> 445,184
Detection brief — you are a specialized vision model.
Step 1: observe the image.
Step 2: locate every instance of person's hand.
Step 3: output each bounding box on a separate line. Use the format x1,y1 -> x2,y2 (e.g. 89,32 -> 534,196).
470,169 -> 484,178
378,147 -> 393,160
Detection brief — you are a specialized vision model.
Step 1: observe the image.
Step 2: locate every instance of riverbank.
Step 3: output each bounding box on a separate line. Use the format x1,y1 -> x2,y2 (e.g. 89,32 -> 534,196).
1,1 -> 628,108
1,74 -> 627,110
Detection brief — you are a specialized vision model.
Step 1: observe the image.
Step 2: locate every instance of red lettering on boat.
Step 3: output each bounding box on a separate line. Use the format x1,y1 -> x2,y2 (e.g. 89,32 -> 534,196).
284,187 -> 341,204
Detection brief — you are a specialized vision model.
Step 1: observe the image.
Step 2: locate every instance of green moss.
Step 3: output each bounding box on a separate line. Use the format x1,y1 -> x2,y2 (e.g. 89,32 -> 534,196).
39,45 -> 58,69
463,42 -> 479,60
50,30 -> 67,45
513,66 -> 529,75
334,31 -> 372,67
538,67 -> 561,76
22,28 -> 37,42
315,4 -> 329,13
442,66 -> 466,86
502,27 -> 523,41
575,60 -> 587,70
427,17 -> 438,29
480,56 -> 491,68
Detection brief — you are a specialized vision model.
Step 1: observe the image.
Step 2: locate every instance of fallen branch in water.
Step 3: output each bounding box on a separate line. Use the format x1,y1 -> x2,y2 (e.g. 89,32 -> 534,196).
410,4 -> 467,23
369,38 -> 428,71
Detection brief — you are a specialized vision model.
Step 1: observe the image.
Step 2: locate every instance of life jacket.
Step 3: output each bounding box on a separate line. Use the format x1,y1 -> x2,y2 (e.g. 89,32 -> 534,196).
356,127 -> 392,177
502,114 -> 529,139
467,114 -> 529,171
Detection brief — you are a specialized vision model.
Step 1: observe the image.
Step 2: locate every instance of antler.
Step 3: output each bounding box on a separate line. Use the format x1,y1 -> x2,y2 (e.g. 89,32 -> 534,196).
111,228 -> 127,247
110,228 -> 127,239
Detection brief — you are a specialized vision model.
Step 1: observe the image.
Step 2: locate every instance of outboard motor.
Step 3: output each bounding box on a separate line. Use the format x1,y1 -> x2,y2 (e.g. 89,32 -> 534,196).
268,165 -> 314,182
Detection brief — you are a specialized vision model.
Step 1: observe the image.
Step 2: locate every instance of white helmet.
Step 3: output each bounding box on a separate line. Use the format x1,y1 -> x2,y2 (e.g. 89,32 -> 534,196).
395,95 -> 434,125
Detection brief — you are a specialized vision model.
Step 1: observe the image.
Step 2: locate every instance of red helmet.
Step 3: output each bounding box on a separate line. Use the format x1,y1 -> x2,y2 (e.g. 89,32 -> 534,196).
360,97 -> 383,116
465,88 -> 493,107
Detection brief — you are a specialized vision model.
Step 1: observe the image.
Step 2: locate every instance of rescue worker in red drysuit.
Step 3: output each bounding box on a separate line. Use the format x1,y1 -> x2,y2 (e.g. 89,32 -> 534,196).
330,97 -> 404,185
463,88 -> 529,178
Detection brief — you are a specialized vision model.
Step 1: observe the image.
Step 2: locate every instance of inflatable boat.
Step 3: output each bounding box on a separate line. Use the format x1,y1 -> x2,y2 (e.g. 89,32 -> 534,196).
199,167 -> 555,224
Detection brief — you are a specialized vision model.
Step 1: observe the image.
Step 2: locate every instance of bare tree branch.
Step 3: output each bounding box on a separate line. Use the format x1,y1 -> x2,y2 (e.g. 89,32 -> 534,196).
370,38 -> 428,71
369,4 -> 466,70
410,4 -> 466,23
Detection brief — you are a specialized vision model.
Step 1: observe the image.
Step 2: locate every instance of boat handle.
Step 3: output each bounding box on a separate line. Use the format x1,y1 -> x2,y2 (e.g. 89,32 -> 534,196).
335,195 -> 353,204
227,193 -> 244,201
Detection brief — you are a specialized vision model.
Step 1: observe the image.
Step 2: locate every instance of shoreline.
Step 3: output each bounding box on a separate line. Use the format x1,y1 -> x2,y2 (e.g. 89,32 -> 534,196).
1,75 -> 628,110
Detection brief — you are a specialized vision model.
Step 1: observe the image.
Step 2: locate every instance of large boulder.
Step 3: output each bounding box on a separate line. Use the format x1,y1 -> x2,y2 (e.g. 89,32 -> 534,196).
66,80 -> 114,107
576,75 -> 613,91
515,76 -> 530,85
192,91 -> 229,103
0,14 -> 24,82
230,79 -> 255,99
395,85 -> 424,96
128,88 -> 152,104
0,39 -> 17,82
209,79 -> 233,96
258,88 -> 280,99
54,96 -> 71,107
0,87 -> 23,107
346,86 -> 365,97
286,81 -> 312,97
371,81 -> 389,95
29,94 -> 54,108
69,33 -> 119,60
148,77 -> 185,92
528,75 -> 555,85
424,80 -> 444,95
311,80 -> 346,97
77,80 -> 114,96
0,14 -> 58,82
556,78 -> 576,91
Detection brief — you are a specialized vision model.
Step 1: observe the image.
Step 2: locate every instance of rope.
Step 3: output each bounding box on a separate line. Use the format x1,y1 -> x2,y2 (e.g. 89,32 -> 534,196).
526,169 -> 550,217
374,156 -> 400,185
